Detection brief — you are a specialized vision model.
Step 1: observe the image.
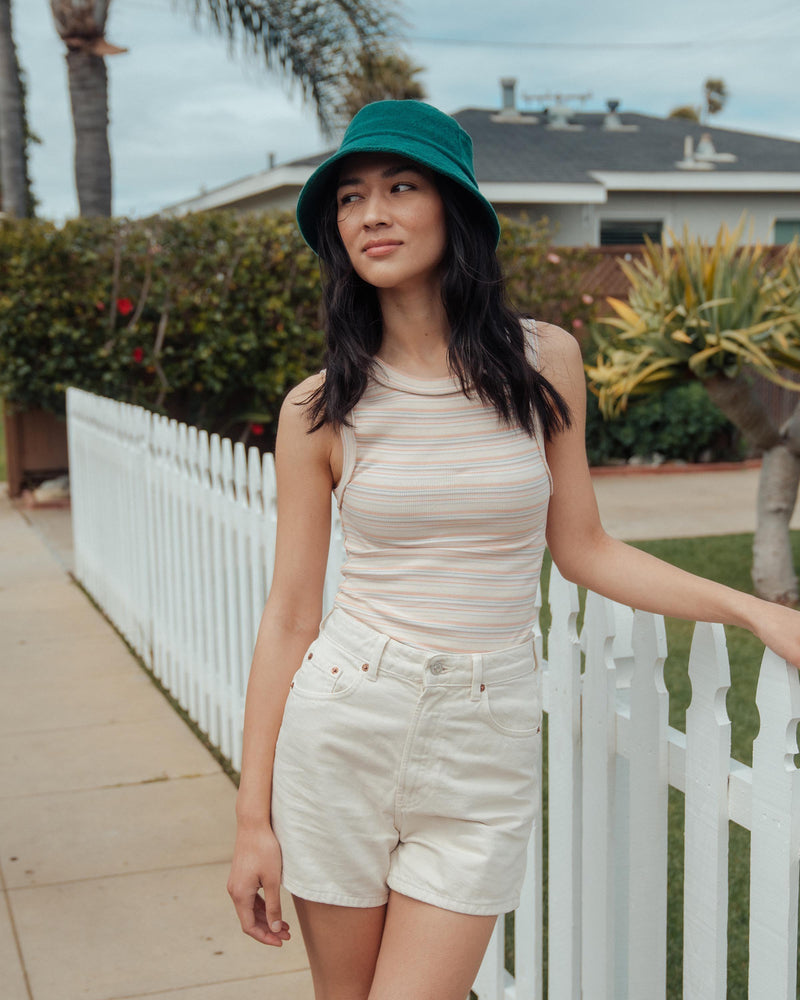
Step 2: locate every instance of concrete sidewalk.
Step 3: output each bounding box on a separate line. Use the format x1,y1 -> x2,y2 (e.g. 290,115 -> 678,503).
0,488 -> 314,1000
2,463 -> 798,1000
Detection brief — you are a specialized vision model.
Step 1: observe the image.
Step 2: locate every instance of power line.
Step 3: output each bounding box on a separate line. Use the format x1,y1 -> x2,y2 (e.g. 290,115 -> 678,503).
407,33 -> 800,50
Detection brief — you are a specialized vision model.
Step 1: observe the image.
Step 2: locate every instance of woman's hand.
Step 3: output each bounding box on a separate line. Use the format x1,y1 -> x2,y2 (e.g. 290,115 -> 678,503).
748,600 -> 800,670
227,822 -> 291,946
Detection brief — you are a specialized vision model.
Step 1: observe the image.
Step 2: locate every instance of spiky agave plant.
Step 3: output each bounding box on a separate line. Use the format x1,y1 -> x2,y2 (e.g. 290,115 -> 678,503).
586,218 -> 800,418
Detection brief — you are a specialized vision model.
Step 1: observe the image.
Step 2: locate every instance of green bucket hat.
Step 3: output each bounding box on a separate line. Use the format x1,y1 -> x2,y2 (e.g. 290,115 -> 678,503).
296,100 -> 500,256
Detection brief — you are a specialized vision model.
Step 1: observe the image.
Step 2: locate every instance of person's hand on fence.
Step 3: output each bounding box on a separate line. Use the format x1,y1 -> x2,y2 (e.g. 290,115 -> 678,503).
227,823 -> 290,946
749,600 -> 800,671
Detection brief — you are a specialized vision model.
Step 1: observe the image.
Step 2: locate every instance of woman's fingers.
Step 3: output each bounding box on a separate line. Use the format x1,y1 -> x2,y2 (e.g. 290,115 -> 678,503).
228,871 -> 291,946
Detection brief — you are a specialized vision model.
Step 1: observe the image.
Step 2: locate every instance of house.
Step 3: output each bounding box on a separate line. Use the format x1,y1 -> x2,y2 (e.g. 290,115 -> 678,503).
162,81 -> 800,248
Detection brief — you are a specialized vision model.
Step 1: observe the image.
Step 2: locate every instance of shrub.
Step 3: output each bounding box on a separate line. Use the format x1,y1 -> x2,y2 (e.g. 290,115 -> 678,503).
0,212 -> 596,449
585,379 -> 742,466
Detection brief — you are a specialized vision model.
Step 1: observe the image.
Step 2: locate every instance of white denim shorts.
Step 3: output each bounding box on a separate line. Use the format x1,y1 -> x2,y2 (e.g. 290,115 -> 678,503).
271,606 -> 542,916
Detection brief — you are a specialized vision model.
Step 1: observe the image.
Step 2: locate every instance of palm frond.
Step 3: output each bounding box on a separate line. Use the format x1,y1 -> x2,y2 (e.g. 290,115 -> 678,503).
182,0 -> 399,135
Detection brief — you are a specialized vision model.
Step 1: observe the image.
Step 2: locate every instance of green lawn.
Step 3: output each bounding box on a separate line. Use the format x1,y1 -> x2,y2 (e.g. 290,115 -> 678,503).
512,533 -> 800,999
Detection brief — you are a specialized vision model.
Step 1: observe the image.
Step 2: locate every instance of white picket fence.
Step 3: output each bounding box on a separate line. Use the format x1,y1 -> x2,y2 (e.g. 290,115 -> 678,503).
66,387 -> 800,1000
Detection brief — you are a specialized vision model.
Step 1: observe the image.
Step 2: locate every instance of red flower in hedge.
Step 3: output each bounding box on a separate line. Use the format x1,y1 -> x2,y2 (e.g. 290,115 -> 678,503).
95,300 -> 105,311
131,346 -> 144,363
250,423 -> 264,436
117,297 -> 134,316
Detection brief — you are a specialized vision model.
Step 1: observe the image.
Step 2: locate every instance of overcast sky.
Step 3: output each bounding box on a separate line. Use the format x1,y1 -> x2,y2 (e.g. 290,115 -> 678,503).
13,0 -> 800,221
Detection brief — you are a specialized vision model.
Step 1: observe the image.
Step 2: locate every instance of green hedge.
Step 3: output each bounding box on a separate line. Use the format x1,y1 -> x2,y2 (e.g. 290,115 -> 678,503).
0,213 -> 596,450
585,380 -> 742,466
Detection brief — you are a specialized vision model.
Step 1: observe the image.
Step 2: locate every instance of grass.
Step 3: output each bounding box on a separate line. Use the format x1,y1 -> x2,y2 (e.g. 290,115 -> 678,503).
506,532 -> 800,999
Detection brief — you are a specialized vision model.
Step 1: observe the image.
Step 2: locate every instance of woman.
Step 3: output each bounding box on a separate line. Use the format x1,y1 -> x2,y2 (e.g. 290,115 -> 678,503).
227,100 -> 800,999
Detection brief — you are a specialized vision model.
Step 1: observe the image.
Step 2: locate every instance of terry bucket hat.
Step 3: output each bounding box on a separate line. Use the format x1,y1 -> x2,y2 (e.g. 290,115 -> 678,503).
296,100 -> 501,256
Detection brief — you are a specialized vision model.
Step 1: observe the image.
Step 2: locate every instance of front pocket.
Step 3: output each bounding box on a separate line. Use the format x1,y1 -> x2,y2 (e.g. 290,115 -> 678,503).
289,637 -> 365,701
479,666 -> 542,738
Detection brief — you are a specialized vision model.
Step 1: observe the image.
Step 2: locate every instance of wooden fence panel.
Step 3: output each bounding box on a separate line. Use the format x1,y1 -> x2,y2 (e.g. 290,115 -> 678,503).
748,649 -> 800,1000
545,567 -> 582,1000
682,622 -> 731,1000
581,591 -> 617,999
66,389 -> 800,1000
626,611 -> 668,998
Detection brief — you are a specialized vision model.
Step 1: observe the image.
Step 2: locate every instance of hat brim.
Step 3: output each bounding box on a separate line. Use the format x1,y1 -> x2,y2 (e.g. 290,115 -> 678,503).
296,139 -> 500,257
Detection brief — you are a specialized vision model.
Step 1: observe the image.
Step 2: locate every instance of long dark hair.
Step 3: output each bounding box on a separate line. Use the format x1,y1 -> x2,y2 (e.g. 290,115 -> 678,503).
303,173 -> 572,440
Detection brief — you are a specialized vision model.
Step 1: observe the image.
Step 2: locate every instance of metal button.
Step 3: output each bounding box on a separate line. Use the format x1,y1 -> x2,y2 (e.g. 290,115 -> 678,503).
480,683 -> 485,692
361,663 -> 369,671
429,659 -> 446,675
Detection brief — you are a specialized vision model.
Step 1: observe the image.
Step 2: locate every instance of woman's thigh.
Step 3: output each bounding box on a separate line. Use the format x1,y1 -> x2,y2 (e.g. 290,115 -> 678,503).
368,890 -> 497,1000
292,895 -> 387,1000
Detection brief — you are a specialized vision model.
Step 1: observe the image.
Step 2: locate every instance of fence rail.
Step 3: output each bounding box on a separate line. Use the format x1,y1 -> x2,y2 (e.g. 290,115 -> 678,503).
66,387 -> 800,1000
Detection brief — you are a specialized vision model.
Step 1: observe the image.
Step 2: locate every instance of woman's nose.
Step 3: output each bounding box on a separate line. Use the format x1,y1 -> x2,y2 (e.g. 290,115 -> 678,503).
361,192 -> 389,229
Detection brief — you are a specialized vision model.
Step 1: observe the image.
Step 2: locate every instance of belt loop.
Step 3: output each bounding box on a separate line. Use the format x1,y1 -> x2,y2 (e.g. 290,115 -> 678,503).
470,653 -> 484,702
364,633 -> 389,683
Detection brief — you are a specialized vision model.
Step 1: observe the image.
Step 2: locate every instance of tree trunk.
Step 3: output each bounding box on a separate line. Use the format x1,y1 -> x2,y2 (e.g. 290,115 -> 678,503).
0,0 -> 29,217
65,47 -> 111,216
704,374 -> 800,604
752,442 -> 800,604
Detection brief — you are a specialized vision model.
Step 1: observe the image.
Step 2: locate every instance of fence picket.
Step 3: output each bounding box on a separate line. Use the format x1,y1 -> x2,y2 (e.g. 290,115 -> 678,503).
626,610 -> 668,999
748,648 -> 800,1000
545,566 -> 582,1000
580,591 -> 617,1000
682,622 -> 731,1000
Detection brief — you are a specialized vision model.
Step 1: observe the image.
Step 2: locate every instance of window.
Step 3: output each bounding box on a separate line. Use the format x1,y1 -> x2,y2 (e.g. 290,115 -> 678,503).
774,220 -> 800,245
600,220 -> 663,246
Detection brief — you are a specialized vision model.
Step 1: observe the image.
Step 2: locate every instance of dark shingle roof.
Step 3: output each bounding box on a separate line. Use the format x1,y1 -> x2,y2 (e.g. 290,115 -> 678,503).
454,109 -> 800,183
287,108 -> 800,185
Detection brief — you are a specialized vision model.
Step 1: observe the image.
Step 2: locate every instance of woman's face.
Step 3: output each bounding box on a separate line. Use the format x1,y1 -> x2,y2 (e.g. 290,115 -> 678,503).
335,153 -> 448,291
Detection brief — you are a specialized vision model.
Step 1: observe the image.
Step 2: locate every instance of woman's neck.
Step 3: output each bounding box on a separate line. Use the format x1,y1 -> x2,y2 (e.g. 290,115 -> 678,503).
376,285 -> 451,378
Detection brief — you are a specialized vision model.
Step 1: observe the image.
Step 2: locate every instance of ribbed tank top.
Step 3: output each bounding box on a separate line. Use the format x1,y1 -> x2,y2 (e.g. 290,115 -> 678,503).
331,332 -> 552,653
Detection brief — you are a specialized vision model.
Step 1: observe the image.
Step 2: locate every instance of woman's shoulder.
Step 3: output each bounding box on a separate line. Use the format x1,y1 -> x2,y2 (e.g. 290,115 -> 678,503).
279,370 -> 327,439
522,318 -> 581,371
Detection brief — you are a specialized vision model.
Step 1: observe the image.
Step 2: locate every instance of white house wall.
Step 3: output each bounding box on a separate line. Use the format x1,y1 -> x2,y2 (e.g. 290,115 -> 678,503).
497,193 -> 800,246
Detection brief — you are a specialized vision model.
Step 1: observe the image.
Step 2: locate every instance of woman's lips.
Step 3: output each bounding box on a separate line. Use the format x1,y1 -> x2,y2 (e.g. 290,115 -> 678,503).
363,242 -> 402,257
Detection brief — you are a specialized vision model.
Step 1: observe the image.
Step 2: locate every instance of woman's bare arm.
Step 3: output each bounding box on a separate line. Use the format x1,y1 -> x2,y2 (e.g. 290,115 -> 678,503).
227,373 -> 336,945
538,323 -> 800,667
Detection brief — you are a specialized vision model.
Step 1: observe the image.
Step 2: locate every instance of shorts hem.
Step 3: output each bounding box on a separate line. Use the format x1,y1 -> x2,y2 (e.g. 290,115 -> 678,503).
386,874 -> 519,916
281,873 -> 389,909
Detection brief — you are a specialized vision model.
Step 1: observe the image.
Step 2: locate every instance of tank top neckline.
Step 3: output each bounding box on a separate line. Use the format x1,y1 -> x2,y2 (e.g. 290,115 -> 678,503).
370,356 -> 462,396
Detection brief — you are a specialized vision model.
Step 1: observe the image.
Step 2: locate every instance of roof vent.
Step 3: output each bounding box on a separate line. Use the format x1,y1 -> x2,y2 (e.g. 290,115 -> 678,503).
539,92 -> 587,131
501,77 -> 516,113
602,99 -> 639,132
694,132 -> 737,163
491,77 -> 538,123
676,135 -> 714,171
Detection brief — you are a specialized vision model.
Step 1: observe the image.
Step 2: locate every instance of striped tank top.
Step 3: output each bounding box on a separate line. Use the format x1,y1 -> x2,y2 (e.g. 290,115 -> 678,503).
332,332 -> 552,653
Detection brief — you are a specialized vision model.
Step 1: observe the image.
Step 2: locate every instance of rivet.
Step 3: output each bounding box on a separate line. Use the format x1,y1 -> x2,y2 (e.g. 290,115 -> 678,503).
307,652 -> 313,660
480,683 -> 486,692
361,663 -> 369,671
290,681 -> 294,688
331,666 -> 339,674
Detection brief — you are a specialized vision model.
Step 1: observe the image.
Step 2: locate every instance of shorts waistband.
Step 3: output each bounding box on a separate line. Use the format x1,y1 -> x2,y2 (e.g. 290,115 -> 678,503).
319,606 -> 537,699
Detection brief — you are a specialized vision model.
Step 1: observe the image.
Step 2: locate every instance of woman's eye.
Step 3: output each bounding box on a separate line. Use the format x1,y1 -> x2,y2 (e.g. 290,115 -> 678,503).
339,192 -> 360,206
393,181 -> 415,193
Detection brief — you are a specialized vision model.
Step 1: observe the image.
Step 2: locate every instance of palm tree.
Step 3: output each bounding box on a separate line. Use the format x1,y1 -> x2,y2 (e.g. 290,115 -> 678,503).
0,0 -> 32,217
332,49 -> 426,132
49,0 -> 398,217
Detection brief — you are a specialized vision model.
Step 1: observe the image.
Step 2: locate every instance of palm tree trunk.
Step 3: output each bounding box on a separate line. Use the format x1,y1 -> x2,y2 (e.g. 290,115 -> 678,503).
65,47 -> 111,216
0,0 -> 28,217
704,374 -> 800,604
